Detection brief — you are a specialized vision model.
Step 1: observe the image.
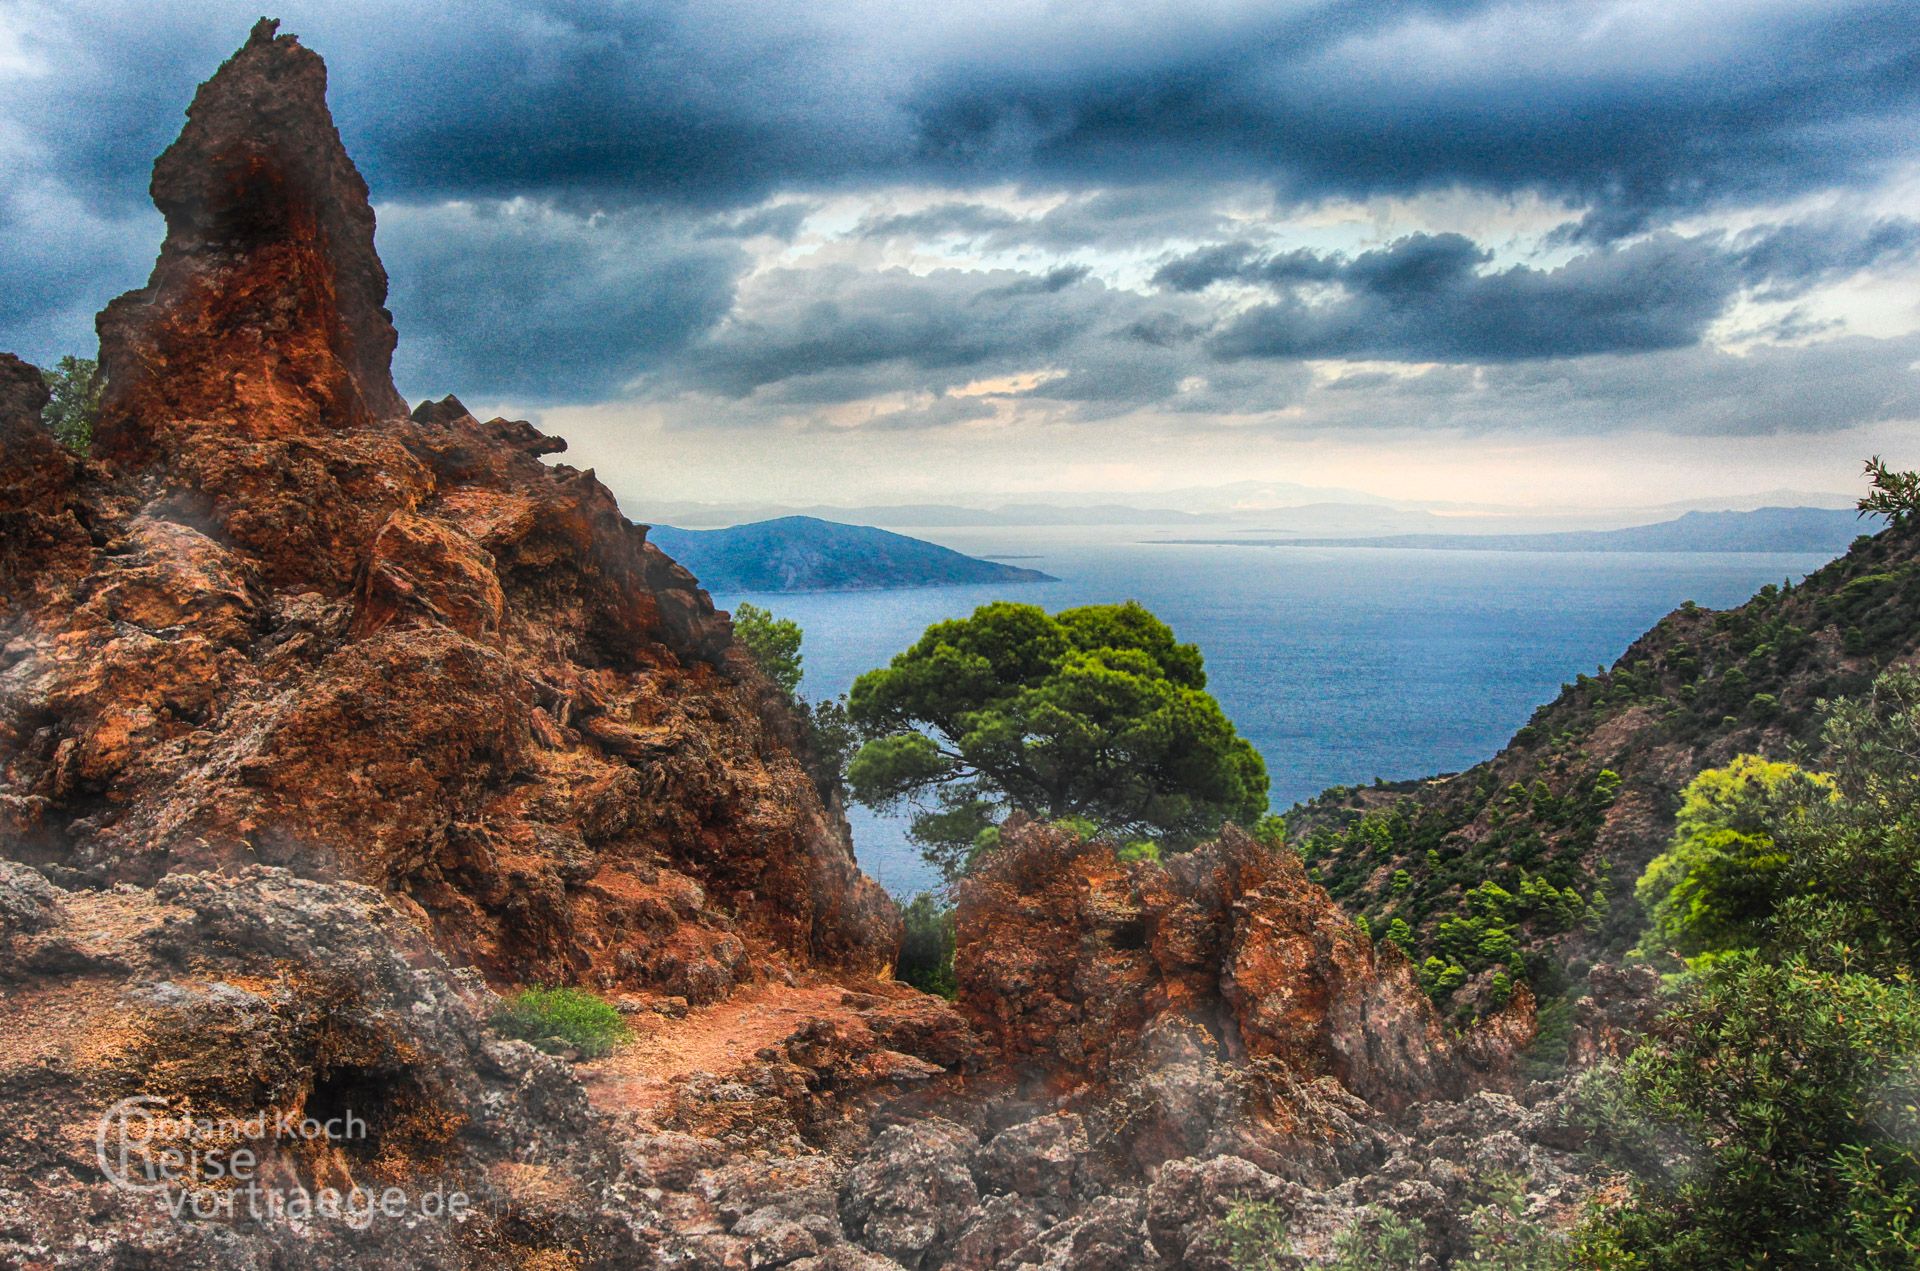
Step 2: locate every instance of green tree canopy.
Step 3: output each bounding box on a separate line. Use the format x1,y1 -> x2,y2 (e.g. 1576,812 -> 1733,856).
731,601 -> 804,697
845,600 -> 1268,877
39,355 -> 101,453
1635,755 -> 1831,962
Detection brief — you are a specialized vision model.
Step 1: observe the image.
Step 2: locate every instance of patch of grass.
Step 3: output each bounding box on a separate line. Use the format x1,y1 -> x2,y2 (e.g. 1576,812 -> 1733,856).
491,985 -> 631,1059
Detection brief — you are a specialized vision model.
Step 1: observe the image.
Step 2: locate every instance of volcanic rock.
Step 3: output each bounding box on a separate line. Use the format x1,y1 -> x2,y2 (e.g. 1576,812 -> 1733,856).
953,821 -> 1486,1108
0,21 -> 896,990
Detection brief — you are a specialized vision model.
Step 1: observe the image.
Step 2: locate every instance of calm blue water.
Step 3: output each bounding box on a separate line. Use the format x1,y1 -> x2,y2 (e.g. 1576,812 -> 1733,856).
713,528 -> 1832,899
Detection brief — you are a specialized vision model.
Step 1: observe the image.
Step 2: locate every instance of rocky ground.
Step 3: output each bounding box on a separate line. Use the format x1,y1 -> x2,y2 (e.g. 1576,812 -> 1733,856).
0,21 -> 1619,1269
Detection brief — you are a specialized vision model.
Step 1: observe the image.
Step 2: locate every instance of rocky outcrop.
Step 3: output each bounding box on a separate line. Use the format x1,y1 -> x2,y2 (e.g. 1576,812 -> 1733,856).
954,821 -> 1493,1110
0,862 -> 652,1269
0,23 -> 895,995
96,19 -> 404,462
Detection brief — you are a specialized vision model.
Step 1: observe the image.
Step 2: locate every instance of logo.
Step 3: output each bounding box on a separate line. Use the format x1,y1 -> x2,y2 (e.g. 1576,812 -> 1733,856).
93,1095 -> 470,1226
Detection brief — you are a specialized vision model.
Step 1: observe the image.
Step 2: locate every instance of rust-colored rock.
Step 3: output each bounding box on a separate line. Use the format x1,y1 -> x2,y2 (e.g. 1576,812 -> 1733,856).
0,354 -> 95,605
954,821 -> 1475,1109
0,23 -> 896,996
96,19 -> 405,459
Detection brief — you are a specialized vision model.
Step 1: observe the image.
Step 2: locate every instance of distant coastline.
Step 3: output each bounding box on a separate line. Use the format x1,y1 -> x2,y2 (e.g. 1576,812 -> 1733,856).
1150,506 -> 1868,556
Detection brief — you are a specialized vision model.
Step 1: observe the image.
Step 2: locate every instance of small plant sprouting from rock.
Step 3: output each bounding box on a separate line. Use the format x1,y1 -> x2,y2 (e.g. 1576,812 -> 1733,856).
1220,1198 -> 1292,1271
490,985 -> 631,1059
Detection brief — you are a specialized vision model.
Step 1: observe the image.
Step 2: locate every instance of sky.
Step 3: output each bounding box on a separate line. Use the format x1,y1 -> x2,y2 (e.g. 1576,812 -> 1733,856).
2,0 -> 1918,511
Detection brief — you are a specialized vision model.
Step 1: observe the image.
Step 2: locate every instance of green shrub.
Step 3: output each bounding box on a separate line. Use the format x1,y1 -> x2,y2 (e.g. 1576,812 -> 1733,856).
491,985 -> 631,1058
1634,755 -> 1829,962
898,893 -> 957,997
39,354 -> 101,453
1328,1206 -> 1421,1269
1253,813 -> 1289,851
1575,956 -> 1920,1265
1220,1198 -> 1291,1271
1459,1172 -> 1567,1269
732,602 -> 805,697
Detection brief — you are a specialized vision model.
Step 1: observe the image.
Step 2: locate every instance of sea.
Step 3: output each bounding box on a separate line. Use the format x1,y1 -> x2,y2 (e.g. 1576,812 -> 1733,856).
710,526 -> 1836,899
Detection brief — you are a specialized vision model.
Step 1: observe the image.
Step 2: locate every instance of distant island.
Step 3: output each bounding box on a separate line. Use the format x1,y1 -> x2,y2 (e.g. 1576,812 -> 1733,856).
647,516 -> 1058,592
1159,507 -> 1871,555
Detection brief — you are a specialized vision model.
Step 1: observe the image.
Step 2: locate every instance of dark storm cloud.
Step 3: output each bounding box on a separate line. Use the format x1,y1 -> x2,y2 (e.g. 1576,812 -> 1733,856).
378,201 -> 747,404
12,1 -> 1918,220
1209,233 -> 1736,361
1733,218 -> 1920,299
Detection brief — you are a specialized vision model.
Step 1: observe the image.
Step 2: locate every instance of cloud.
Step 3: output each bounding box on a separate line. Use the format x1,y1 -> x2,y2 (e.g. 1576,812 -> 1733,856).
11,1 -> 1918,222
1304,334 -> 1920,438
1157,217 -> 1920,363
663,262 -> 1126,400
1733,217 -> 1920,299
3,0 -> 1917,455
379,200 -> 746,403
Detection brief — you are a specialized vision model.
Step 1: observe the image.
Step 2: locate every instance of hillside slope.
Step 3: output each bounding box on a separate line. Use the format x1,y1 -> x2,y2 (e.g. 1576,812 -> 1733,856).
1292,515 -> 1920,1023
647,516 -> 1056,591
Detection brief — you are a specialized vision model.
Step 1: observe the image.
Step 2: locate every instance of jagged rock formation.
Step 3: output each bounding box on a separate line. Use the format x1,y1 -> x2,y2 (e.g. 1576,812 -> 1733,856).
0,20 -> 895,991
0,21 -> 1601,1270
96,18 -> 405,461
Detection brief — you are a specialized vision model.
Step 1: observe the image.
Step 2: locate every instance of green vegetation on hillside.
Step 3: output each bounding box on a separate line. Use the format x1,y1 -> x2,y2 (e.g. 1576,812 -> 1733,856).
1292,473 -> 1920,1023
846,600 -> 1268,879
648,516 -> 1056,592
1572,665 -> 1920,1265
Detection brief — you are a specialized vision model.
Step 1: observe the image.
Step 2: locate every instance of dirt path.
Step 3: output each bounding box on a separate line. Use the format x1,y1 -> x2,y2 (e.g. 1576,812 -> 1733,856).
578,981 -> 853,1125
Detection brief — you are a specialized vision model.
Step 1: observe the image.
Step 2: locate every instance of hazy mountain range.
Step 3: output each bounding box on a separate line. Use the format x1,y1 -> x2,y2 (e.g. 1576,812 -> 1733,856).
1162,507 -> 1874,555
627,484 -> 1858,535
